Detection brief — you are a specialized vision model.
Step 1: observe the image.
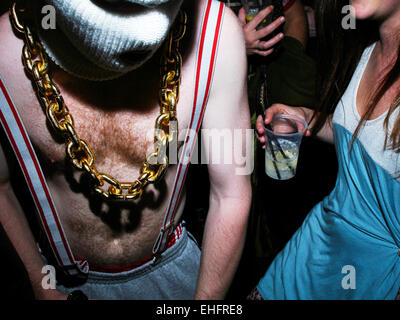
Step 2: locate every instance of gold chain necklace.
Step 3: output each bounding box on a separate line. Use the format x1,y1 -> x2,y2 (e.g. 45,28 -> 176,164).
10,3 -> 186,201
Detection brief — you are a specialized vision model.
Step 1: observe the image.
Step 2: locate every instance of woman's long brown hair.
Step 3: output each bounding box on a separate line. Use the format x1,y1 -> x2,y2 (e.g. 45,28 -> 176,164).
312,0 -> 400,152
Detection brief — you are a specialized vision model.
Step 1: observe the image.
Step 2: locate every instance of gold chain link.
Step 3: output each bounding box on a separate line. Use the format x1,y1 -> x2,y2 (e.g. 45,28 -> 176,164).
10,2 -> 187,201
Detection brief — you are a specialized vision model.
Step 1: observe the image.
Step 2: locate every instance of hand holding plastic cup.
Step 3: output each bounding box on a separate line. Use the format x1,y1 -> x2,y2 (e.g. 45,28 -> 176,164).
263,114 -> 308,180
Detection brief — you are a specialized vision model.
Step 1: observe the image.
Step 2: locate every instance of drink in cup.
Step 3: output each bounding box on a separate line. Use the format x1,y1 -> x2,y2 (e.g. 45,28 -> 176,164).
240,0 -> 284,46
241,0 -> 272,29
263,114 -> 308,180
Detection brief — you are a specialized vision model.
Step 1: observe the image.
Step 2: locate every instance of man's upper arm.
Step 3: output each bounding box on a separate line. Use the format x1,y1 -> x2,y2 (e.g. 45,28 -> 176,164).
201,7 -> 251,200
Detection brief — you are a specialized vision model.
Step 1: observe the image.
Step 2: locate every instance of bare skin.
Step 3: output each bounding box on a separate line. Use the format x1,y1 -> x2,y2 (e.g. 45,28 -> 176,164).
0,0 -> 251,300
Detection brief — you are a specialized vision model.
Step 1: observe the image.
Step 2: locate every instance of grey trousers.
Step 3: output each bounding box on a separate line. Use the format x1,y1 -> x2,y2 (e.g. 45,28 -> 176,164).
57,227 -> 201,300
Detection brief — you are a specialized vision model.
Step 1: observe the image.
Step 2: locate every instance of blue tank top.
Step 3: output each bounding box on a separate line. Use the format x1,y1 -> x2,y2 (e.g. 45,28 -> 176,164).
257,43 -> 400,299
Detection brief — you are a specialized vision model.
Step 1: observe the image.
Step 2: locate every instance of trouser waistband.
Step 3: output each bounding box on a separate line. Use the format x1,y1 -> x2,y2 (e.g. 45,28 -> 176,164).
79,223 -> 184,274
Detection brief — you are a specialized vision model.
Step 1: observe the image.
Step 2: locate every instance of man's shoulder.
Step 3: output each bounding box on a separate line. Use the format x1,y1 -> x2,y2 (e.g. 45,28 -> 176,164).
182,0 -> 246,87
0,12 -> 38,116
0,12 -> 24,78
213,1 -> 247,74
220,2 -> 245,42
184,0 -> 242,30
199,1 -> 248,121
180,0 -> 245,68
191,0 -> 245,50
0,12 -> 12,69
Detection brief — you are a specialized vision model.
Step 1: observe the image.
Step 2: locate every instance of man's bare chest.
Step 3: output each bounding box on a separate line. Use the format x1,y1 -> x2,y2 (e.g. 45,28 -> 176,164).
0,10 -> 199,179
16,73 -> 195,181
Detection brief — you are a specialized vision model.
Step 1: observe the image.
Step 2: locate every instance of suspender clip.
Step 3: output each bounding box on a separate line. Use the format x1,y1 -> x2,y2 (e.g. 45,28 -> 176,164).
152,253 -> 162,265
152,223 -> 175,259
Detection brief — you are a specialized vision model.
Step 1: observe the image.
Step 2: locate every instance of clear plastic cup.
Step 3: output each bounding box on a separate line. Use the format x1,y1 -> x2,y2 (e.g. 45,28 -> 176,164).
241,0 -> 272,28
263,114 -> 308,180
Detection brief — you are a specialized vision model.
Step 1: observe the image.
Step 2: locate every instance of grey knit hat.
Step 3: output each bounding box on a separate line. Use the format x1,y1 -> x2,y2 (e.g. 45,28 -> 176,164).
30,0 -> 183,80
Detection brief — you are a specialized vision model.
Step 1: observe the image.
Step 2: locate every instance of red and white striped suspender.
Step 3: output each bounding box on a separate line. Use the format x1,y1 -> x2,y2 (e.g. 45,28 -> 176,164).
153,0 -> 225,257
0,0 -> 224,273
0,79 -> 89,277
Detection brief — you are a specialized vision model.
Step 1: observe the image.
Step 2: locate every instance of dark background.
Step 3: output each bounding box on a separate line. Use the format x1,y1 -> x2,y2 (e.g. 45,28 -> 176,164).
0,1 -> 10,14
